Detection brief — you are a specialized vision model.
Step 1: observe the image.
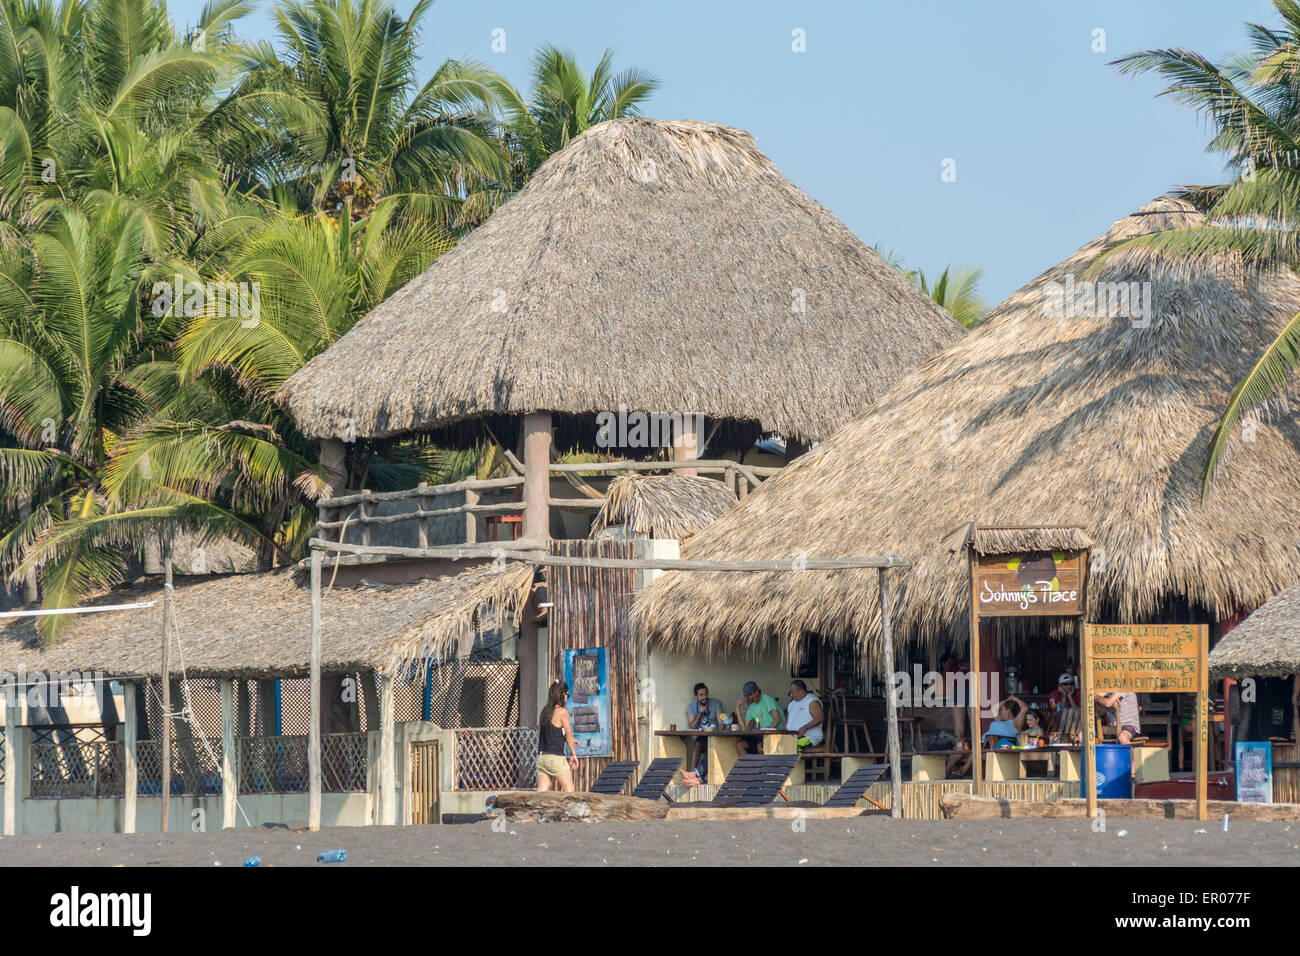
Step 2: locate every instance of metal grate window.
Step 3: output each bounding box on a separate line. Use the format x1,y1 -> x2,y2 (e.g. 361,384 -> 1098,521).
237,733 -> 367,794
135,737 -> 224,796
29,729 -> 123,799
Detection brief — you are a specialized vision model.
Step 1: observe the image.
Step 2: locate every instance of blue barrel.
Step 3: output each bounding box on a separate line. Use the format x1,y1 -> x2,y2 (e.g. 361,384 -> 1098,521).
1083,744 -> 1133,799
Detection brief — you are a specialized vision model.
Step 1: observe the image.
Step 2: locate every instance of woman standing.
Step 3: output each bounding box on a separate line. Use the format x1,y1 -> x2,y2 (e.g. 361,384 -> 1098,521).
537,680 -> 579,792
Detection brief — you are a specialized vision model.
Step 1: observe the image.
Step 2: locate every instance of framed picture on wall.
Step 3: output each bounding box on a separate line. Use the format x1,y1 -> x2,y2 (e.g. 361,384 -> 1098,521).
564,648 -> 611,757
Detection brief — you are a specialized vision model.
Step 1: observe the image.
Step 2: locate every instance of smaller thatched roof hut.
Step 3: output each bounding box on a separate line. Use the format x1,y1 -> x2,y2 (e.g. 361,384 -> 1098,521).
0,564 -> 534,681
591,474 -> 736,539
277,118 -> 963,445
1209,583 -> 1300,679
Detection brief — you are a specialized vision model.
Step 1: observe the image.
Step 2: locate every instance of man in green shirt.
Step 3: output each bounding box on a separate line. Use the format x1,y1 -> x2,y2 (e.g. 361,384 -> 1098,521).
734,681 -> 784,755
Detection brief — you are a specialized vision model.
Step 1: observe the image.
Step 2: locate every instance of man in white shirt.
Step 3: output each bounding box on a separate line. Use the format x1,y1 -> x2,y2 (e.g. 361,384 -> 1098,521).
786,680 -> 825,748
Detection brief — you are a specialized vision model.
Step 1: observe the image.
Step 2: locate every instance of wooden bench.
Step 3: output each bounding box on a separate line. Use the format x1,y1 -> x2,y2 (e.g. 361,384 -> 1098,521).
823,763 -> 890,808
589,760 -> 640,796
706,754 -> 801,807
631,757 -> 685,802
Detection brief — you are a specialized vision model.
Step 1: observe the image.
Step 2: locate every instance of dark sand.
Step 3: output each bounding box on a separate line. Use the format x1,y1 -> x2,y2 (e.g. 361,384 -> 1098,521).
1,817 -> 1298,866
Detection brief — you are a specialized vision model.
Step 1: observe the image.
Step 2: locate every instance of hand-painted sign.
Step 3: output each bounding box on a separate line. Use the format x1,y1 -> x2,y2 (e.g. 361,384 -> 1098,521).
975,550 -> 1084,617
1234,741 -> 1273,804
1087,623 -> 1203,692
564,648 -> 611,757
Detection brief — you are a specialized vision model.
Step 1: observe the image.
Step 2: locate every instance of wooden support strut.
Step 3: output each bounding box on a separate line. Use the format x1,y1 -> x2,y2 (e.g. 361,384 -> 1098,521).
309,549 -> 322,831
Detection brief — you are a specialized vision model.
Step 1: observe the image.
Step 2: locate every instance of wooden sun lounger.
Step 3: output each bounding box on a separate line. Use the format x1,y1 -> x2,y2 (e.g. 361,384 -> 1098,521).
706,754 -> 800,807
631,757 -> 685,801
823,763 -> 890,808
588,760 -> 640,796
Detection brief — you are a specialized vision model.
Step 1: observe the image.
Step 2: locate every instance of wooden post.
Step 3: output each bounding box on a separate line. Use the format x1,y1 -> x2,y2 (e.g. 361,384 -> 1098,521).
123,682 -> 138,834
671,413 -> 701,477
519,412 -> 551,726
320,439 -> 347,498
1082,623 -> 1097,820
220,678 -> 236,829
360,492 -> 373,547
968,539 -> 982,791
379,674 -> 396,825
1195,624 -> 1209,821
464,487 -> 479,544
417,485 -> 430,548
879,568 -> 901,818
309,548 -> 322,831
723,466 -> 735,498
2,689 -> 17,835
160,542 -> 173,833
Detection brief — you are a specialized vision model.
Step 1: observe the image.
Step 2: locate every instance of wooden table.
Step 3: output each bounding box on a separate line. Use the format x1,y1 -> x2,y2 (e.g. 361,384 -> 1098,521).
654,729 -> 803,785
982,743 -> 1169,784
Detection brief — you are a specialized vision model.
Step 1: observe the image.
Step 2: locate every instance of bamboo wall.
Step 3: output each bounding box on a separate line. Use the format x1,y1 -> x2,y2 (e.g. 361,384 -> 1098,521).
547,539 -> 639,792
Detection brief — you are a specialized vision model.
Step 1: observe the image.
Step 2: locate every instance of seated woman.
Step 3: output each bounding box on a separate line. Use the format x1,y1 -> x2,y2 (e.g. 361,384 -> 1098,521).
946,695 -> 1028,776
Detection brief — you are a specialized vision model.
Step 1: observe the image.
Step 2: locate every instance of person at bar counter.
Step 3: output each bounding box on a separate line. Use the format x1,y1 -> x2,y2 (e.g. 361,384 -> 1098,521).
1049,673 -> 1081,711
735,681 -> 784,755
685,682 -> 723,775
786,679 -> 825,750
1094,690 -> 1140,744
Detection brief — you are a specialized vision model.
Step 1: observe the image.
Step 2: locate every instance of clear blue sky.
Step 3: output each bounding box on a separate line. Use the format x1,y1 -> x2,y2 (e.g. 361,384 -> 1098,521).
172,0 -> 1275,305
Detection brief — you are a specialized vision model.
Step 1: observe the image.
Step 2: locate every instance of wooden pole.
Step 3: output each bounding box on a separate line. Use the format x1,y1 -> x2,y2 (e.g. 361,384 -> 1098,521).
123,682 -> 138,834
519,412 -> 551,728
968,540 -> 982,791
379,674 -> 396,825
160,542 -> 172,833
2,689 -> 16,835
671,414 -> 701,477
879,568 -> 901,818
220,678 -> 236,829
309,548 -> 322,831
463,487 -> 479,544
1082,622 -> 1097,820
1195,623 -> 1209,821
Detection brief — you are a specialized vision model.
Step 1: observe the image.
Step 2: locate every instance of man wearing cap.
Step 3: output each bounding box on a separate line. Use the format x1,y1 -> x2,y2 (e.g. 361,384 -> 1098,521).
1049,673 -> 1081,712
734,681 -> 784,755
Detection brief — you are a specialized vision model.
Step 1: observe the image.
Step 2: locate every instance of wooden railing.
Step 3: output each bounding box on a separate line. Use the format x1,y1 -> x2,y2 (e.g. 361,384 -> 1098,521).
314,458 -> 782,548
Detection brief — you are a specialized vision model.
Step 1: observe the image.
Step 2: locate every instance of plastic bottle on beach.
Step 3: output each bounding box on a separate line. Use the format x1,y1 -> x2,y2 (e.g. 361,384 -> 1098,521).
317,849 -> 347,863
243,856 -> 261,867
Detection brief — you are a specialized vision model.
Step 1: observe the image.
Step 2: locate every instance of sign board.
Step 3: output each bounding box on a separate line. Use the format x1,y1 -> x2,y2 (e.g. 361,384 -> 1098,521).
563,648 -> 611,757
975,550 -> 1085,617
1081,622 -> 1209,821
1087,623 -> 1201,692
1234,741 -> 1273,804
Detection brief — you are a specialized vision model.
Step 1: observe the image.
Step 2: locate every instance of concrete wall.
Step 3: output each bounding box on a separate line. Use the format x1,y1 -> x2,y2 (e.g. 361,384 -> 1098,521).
3,788 -> 370,835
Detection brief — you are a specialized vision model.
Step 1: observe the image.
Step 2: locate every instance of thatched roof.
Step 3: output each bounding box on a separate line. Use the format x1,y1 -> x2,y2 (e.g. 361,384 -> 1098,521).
591,474 -> 736,539
633,197 -> 1300,664
277,118 -> 963,444
972,526 -> 1093,554
1209,583 -> 1300,679
0,564 -> 534,680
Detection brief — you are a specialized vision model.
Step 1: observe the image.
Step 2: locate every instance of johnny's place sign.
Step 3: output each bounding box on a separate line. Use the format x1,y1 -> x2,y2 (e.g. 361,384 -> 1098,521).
975,549 -> 1084,617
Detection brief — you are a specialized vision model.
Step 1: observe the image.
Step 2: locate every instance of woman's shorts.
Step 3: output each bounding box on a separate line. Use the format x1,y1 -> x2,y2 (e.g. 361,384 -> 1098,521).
536,753 -> 569,778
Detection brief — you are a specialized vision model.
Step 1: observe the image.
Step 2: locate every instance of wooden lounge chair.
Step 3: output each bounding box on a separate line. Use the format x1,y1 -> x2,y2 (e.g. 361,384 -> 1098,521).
588,760 -> 640,796
823,762 -> 889,808
631,757 -> 684,801
707,754 -> 800,807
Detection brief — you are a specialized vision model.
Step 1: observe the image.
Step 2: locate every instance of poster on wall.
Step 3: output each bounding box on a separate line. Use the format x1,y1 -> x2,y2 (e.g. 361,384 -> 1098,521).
564,648 -> 611,757
1234,741 -> 1273,804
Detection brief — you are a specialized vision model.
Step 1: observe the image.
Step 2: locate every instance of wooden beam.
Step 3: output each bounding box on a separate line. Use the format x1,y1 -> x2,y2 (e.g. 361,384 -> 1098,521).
160,543 -> 172,833
123,682 -> 138,834
1196,624 -> 1209,822
320,476 -> 524,509
379,674 -> 396,825
879,568 -> 902,818
308,538 -> 908,571
315,501 -> 522,530
523,412 -> 552,543
968,538 -> 981,792
2,691 -> 16,835
220,678 -> 236,829
464,488 -> 479,544
308,548 -> 322,831
1082,622 -> 1097,821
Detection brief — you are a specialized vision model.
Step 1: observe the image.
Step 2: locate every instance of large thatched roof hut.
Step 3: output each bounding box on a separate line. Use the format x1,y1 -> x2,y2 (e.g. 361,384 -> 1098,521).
633,197 -> 1300,663
1209,582 -> 1300,679
0,564 -> 534,680
277,118 -> 962,445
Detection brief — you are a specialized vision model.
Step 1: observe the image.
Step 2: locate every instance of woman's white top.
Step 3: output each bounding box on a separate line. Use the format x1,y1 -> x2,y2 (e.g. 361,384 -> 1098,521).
787,693 -> 824,745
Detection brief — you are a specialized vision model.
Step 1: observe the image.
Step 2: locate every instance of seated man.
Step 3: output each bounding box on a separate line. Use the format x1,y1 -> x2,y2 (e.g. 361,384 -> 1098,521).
734,681 -> 784,755
1049,674 -> 1081,712
786,679 -> 824,750
685,682 -> 723,775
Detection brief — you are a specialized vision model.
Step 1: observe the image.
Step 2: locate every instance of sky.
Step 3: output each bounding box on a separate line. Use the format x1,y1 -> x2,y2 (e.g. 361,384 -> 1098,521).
171,0 -> 1276,306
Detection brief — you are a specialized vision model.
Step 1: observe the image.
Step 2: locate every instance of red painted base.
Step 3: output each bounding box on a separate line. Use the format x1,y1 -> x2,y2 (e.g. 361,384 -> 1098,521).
1135,772 -> 1235,801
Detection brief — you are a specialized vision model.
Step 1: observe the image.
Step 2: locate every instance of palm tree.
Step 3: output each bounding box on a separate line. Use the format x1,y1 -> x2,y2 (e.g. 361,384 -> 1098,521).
239,0 -> 506,224
1103,0 -> 1300,492
472,44 -> 658,220
871,245 -> 988,328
